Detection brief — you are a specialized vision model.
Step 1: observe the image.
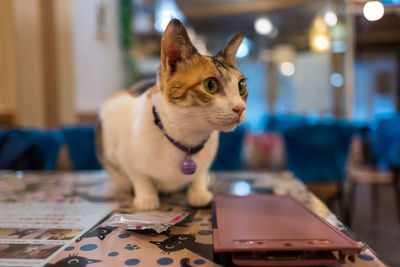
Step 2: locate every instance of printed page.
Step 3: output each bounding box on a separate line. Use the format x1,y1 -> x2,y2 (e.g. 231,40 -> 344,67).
0,203 -> 114,267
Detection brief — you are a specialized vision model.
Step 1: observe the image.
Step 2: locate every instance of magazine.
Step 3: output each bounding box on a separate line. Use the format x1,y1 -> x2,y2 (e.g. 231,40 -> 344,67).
0,203 -> 114,267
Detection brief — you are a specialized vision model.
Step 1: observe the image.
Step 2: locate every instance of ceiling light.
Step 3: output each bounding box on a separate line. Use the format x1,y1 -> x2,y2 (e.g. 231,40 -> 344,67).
313,35 -> 330,51
280,62 -> 295,76
324,11 -> 337,27
363,1 -> 384,21
254,17 -> 273,35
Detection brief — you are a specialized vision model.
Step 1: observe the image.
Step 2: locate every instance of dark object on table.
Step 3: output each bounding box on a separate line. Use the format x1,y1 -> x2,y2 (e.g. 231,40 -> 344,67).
0,129 -> 62,170
212,194 -> 362,266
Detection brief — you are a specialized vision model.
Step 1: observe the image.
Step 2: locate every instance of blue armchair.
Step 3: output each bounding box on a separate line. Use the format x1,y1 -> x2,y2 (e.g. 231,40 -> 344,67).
61,125 -> 102,170
0,129 -> 62,170
283,123 -> 354,217
211,125 -> 246,171
347,115 -> 400,227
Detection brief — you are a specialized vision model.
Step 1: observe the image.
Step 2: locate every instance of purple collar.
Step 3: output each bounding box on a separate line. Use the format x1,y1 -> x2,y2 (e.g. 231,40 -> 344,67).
152,106 -> 209,155
152,106 -> 209,175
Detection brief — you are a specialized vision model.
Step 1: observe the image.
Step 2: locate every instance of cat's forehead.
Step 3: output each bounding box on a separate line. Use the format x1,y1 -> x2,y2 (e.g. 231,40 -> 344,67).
167,54 -> 243,83
205,55 -> 243,80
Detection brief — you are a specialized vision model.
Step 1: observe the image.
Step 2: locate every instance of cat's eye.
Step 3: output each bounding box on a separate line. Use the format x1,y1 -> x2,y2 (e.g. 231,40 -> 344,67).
203,77 -> 219,94
238,79 -> 247,96
178,236 -> 188,240
165,244 -> 175,249
68,259 -> 79,264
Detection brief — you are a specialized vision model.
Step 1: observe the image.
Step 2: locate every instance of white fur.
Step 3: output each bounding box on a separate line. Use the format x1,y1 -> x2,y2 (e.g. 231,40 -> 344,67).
100,76 -> 246,211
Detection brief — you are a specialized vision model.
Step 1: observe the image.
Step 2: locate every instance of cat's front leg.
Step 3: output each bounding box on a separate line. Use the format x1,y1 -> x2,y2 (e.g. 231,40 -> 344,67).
128,170 -> 160,211
187,171 -> 212,207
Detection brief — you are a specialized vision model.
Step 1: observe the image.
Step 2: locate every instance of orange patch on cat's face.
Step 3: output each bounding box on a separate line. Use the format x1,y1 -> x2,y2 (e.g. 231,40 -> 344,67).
159,54 -> 244,107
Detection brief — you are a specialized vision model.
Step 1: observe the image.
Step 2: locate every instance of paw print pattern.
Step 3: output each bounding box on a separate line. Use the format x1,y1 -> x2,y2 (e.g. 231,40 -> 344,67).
124,244 -> 140,251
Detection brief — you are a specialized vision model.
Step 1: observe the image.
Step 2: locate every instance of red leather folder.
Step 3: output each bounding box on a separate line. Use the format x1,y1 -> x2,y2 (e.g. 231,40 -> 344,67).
212,195 -> 362,266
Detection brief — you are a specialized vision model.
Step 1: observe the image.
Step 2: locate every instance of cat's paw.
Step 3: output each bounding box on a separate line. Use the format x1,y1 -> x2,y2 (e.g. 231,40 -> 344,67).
187,189 -> 212,207
134,195 -> 160,211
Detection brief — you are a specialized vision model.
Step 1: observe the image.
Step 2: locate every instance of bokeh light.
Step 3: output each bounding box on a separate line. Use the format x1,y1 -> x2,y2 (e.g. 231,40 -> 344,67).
254,17 -> 273,36
236,37 -> 252,58
324,11 -> 338,27
313,35 -> 330,51
280,62 -> 295,76
330,73 -> 344,87
154,0 -> 185,32
231,181 -> 252,196
363,1 -> 384,21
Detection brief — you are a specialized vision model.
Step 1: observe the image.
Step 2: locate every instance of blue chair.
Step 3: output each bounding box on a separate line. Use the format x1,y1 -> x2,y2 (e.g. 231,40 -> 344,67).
283,123 -> 355,217
283,124 -> 354,183
0,129 -> 62,170
61,125 -> 102,170
265,115 -> 308,132
372,116 -> 400,169
347,115 -> 400,226
211,125 -> 246,171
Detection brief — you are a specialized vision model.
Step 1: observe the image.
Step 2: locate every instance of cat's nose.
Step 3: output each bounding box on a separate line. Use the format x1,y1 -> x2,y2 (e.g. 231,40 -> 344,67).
232,106 -> 245,118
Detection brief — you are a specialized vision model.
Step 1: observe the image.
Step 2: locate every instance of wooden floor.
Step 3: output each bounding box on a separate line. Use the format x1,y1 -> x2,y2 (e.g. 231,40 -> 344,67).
350,184 -> 399,267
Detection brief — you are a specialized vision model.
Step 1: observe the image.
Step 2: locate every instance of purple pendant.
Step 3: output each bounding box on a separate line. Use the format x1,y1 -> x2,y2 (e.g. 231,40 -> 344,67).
180,157 -> 196,175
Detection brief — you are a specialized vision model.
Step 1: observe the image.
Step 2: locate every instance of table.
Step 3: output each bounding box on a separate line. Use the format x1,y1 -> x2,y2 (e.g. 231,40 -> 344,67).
0,171 -> 386,267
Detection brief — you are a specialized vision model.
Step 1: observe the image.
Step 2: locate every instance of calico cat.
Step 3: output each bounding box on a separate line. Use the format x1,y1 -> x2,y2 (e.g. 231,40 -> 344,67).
99,19 -> 248,211
150,233 -> 213,262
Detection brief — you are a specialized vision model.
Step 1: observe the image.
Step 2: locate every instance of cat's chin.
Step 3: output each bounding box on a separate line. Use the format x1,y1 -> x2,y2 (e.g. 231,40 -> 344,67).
218,122 -> 239,132
209,119 -> 241,132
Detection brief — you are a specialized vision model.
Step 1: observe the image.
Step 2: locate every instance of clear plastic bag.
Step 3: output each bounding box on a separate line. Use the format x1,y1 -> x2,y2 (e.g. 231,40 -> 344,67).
102,211 -> 189,233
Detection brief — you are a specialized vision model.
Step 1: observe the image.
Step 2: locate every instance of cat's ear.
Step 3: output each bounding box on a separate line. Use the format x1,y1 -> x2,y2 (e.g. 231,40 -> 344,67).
161,19 -> 199,73
219,33 -> 245,66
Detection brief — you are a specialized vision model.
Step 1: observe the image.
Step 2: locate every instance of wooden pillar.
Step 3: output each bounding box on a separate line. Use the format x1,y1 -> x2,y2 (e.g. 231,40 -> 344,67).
0,0 -> 75,128
267,62 -> 278,115
13,0 -> 46,127
40,0 -> 59,128
344,0 -> 355,118
53,0 -> 76,125
331,53 -> 345,117
0,0 -> 18,125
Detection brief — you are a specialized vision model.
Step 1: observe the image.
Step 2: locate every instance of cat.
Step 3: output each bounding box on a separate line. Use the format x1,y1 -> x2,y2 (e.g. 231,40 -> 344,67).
150,233 -> 214,262
75,226 -> 116,243
44,254 -> 101,267
99,19 -> 248,211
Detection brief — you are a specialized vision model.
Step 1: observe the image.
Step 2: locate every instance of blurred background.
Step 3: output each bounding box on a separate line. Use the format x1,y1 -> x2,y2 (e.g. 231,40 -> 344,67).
0,0 -> 400,265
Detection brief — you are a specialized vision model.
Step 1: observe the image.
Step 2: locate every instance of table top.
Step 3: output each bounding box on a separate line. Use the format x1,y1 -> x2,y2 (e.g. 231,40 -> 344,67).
0,171 -> 386,267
